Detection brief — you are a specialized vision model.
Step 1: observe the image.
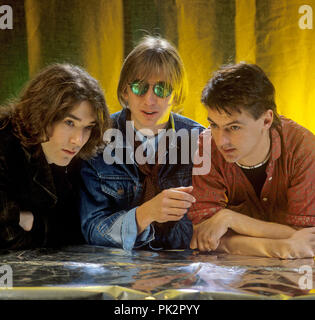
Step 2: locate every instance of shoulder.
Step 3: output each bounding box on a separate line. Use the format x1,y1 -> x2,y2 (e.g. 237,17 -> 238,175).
172,113 -> 205,132
82,151 -> 128,178
110,110 -> 121,121
0,121 -> 21,155
110,110 -> 124,129
82,152 -> 104,173
0,123 -> 28,179
279,116 -> 315,156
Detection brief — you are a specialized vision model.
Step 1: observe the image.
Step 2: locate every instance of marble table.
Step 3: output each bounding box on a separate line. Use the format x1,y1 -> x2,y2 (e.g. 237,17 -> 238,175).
0,245 -> 314,300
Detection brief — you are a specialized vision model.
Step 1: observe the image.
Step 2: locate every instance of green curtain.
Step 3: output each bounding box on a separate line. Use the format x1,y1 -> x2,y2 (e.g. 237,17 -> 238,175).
0,0 -> 314,132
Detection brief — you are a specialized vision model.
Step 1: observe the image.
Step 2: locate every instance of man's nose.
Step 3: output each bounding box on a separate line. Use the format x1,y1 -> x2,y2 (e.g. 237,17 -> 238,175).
70,128 -> 84,146
216,129 -> 230,147
144,86 -> 157,105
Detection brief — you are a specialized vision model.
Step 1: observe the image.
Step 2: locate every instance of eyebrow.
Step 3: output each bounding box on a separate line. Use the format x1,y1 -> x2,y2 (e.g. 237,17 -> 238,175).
66,114 -> 97,125
207,117 -> 243,127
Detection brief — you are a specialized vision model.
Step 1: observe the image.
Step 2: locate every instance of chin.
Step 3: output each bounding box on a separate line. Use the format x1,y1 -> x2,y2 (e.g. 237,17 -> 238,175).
222,154 -> 239,163
54,158 -> 72,166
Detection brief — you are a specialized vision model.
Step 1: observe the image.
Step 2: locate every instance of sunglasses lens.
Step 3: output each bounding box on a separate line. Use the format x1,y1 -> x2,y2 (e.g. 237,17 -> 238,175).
130,81 -> 148,96
129,81 -> 172,98
154,82 -> 172,98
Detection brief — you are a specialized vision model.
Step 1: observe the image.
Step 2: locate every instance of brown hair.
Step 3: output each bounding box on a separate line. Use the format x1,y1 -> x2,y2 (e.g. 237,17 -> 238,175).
0,63 -> 110,159
117,36 -> 187,109
201,63 -> 280,127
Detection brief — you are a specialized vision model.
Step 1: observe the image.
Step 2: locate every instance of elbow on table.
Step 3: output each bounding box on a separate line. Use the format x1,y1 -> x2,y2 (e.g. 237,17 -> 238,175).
81,219 -> 122,249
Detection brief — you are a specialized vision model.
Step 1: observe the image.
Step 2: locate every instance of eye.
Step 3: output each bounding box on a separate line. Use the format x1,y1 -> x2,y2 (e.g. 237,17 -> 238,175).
65,119 -> 74,127
209,123 -> 218,129
230,125 -> 240,131
85,125 -> 95,131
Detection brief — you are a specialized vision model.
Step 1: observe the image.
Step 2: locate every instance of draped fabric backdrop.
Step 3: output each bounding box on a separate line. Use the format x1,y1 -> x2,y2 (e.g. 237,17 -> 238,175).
0,0 -> 314,132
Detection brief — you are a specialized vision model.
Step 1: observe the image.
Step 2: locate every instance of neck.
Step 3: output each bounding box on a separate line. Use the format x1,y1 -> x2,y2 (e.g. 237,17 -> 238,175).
132,118 -> 170,136
237,131 -> 271,167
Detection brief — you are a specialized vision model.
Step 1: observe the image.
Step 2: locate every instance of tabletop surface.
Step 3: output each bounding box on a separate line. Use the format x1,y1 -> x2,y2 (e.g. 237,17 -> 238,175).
0,245 -> 314,300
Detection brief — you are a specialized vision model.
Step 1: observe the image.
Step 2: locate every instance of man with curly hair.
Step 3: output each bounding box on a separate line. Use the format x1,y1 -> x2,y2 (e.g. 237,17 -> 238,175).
0,64 -> 110,249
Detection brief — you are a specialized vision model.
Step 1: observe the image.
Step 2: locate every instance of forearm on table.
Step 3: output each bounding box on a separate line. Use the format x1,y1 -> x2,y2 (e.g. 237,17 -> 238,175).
224,209 -> 296,239
217,232 -> 288,258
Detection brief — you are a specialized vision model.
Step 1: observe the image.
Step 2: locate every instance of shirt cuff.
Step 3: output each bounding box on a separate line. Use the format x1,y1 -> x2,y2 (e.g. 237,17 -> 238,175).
121,207 -> 154,251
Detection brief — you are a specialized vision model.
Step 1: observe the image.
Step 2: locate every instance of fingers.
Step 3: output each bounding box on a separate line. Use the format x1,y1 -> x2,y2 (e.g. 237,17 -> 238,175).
19,211 -> 34,231
166,214 -> 186,222
151,187 -> 195,224
190,231 -> 197,249
155,207 -> 187,223
174,186 -> 194,193
164,187 -> 196,203
190,225 -> 219,252
163,207 -> 187,216
164,198 -> 193,210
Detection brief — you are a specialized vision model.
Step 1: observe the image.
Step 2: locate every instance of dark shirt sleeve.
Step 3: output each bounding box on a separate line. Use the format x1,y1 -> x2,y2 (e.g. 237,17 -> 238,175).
148,214 -> 193,249
0,155 -> 46,249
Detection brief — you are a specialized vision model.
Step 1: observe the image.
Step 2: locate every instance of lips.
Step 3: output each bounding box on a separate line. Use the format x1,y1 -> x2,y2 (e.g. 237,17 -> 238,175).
62,149 -> 76,156
221,148 -> 236,154
141,110 -> 158,118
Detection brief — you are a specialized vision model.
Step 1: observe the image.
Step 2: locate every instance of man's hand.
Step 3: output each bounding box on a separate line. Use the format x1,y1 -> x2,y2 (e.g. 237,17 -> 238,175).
19,211 -> 34,231
136,186 -> 196,234
190,207 -> 297,253
279,227 -> 315,259
190,209 -> 231,251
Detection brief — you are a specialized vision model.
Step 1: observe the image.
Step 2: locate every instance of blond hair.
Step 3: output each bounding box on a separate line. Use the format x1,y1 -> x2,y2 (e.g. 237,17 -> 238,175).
117,36 -> 187,110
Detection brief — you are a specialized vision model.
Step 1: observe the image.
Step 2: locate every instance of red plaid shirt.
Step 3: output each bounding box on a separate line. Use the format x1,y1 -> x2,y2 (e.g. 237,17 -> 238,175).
188,116 -> 315,227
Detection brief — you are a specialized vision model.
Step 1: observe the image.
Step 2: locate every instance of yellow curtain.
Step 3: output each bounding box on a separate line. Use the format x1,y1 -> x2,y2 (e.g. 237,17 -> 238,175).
235,0 -> 315,132
24,0 -> 124,114
235,0 -> 256,63
4,0 -> 315,133
177,0 -> 222,128
256,1 -> 315,132
79,0 -> 124,113
177,0 -> 315,132
24,0 -> 42,76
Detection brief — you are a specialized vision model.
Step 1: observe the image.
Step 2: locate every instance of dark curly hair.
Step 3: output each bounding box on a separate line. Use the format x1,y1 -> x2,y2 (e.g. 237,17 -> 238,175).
201,62 -> 280,128
0,63 -> 110,159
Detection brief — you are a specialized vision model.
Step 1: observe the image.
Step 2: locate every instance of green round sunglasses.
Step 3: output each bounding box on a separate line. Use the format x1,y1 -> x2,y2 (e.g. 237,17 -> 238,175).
128,80 -> 173,98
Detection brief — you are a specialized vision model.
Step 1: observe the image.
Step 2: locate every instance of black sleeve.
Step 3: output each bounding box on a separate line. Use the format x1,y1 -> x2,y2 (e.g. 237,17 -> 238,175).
0,157 -> 46,249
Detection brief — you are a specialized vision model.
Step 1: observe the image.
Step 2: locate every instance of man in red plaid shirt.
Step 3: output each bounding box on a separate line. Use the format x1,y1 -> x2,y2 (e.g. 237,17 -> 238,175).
188,63 -> 315,259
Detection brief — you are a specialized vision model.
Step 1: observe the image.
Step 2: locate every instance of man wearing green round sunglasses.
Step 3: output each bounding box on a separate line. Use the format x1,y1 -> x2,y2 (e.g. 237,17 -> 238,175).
129,80 -> 173,99
79,36 -> 205,251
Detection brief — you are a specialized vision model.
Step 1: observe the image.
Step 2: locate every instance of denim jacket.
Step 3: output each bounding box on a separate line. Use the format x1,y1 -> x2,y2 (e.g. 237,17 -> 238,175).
79,109 -> 204,251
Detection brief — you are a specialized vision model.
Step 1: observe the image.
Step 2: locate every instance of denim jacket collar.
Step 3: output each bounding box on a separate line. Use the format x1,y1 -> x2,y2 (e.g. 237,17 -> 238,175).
116,108 -> 178,151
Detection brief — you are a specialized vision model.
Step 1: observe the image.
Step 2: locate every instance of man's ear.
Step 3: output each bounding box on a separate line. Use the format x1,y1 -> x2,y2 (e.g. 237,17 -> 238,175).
263,109 -> 273,129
